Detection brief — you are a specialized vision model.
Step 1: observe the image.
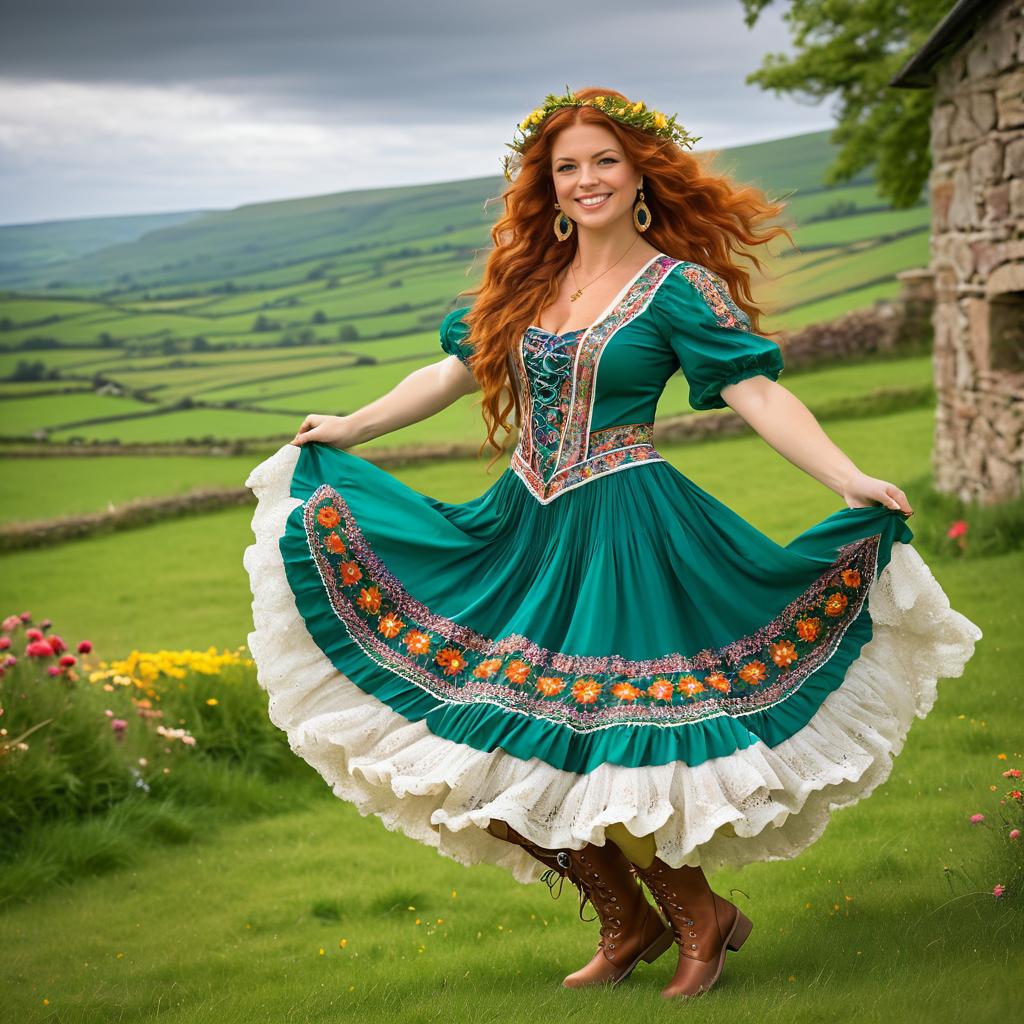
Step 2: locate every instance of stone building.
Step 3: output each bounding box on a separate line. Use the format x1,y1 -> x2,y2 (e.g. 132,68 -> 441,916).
891,0 -> 1024,503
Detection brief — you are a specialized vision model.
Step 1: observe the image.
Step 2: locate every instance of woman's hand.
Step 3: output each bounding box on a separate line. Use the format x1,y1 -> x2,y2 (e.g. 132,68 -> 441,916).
841,470 -> 914,515
290,413 -> 362,450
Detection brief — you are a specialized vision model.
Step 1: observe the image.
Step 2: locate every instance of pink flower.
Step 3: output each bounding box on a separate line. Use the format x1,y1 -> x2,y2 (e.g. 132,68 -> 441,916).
946,519 -> 968,539
47,665 -> 62,676
26,640 -> 54,657
77,640 -> 93,654
39,618 -> 51,629
58,654 -> 77,667
25,628 -> 44,642
1003,768 -> 1022,779
0,636 -> 9,650
110,718 -> 128,741
1009,829 -> 1021,841
19,611 -> 31,621
2,615 -> 22,632
969,813 -> 986,824
992,884 -> 1006,898
3,655 -> 15,667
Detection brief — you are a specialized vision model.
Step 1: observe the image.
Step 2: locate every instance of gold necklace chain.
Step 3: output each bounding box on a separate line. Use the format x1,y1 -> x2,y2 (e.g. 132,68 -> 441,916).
567,234 -> 642,301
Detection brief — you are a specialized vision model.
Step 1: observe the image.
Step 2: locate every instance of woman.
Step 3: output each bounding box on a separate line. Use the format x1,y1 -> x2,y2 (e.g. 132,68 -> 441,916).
243,86 -> 982,999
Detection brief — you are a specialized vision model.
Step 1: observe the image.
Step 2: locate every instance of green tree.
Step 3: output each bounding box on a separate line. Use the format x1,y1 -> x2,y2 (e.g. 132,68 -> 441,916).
741,0 -> 957,207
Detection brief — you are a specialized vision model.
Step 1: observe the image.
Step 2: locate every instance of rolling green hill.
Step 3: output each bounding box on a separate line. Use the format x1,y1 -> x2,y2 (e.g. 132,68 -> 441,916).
0,128 -> 930,448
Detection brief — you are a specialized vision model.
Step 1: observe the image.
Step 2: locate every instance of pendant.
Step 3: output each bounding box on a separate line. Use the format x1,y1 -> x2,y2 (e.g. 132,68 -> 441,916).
569,289 -> 582,301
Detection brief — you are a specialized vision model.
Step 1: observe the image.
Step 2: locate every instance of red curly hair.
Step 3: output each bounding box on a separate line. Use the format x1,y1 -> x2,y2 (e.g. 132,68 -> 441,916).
452,85 -> 795,472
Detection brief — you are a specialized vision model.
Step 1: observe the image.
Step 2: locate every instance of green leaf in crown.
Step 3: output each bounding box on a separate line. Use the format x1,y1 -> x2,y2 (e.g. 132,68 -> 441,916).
501,83 -> 703,181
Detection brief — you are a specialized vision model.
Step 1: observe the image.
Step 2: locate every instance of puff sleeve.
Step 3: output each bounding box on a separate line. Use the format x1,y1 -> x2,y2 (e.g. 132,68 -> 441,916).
439,305 -> 474,368
657,263 -> 784,411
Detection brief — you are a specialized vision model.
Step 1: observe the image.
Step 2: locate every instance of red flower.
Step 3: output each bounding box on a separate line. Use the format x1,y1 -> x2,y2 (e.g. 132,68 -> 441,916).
26,640 -> 54,657
58,654 -> 77,667
946,519 -> 968,539
48,634 -> 67,654
0,637 -> 9,651
77,640 -> 93,654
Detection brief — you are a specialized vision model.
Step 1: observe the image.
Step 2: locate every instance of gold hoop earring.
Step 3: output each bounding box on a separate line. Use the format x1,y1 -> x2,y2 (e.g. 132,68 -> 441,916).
553,203 -> 573,242
633,190 -> 652,233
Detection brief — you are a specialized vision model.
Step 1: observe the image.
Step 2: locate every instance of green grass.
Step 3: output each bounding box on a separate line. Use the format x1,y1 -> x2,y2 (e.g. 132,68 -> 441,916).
0,405 -> 944,653
0,455 -> 262,524
0,396 -> 1016,1022
0,571 -> 1017,1023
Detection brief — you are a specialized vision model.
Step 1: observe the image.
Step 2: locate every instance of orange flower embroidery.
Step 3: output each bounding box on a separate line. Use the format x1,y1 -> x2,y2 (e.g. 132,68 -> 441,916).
611,681 -> 642,701
795,616 -> 821,642
317,506 -> 340,529
705,672 -> 731,693
536,676 -> 566,696
356,585 -> 381,614
677,675 -> 705,697
377,612 -> 405,639
325,532 -> 346,555
840,568 -> 861,588
338,560 -> 362,586
435,647 -> 467,675
402,629 -> 431,655
504,660 -> 531,685
572,678 -> 602,704
769,640 -> 798,667
824,592 -> 849,617
473,658 -> 503,679
647,678 -> 674,701
738,661 -> 767,685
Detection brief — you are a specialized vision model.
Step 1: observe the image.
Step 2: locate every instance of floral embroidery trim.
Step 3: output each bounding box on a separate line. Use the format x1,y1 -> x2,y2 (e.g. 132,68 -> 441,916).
510,423 -> 665,506
676,262 -> 751,330
303,482 -> 882,734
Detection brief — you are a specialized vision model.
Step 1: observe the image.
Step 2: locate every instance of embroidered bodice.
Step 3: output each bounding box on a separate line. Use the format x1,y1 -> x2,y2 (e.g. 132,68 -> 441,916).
439,253 -> 784,505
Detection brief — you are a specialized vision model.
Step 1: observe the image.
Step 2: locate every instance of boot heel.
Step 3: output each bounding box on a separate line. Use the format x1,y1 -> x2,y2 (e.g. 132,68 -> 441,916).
641,926 -> 675,963
726,910 -> 753,951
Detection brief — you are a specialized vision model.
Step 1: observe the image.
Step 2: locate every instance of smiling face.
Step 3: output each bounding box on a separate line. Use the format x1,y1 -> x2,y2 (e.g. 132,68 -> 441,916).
549,120 -> 642,230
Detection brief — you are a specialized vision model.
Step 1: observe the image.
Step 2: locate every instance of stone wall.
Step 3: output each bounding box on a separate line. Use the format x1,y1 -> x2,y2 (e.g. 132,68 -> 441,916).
929,0 -> 1024,503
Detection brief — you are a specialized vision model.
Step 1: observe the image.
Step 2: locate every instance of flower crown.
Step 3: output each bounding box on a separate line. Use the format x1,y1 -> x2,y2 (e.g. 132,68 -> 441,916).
501,84 -> 702,182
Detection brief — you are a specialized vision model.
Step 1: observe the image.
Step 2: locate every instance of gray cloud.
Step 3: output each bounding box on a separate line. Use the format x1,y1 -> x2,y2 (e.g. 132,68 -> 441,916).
0,0 -> 835,223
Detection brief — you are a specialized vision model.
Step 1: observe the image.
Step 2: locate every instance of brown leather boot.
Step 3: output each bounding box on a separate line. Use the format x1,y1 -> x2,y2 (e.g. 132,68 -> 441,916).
560,841 -> 674,988
484,822 -> 673,987
630,857 -> 753,999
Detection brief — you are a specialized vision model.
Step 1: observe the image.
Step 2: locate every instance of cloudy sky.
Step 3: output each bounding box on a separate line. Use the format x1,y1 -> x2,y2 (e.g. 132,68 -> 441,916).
0,0 -> 836,226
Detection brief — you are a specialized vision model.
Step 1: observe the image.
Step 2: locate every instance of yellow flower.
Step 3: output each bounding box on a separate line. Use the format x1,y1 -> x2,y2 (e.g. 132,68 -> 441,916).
653,112 -> 667,129
206,698 -> 218,706
594,95 -> 605,106
631,101 -> 644,113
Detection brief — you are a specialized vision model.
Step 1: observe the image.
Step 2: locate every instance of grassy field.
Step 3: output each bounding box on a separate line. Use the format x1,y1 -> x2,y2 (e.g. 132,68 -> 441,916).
1,129 -> 933,452
0,467 -> 1015,1024
0,404 -> 947,653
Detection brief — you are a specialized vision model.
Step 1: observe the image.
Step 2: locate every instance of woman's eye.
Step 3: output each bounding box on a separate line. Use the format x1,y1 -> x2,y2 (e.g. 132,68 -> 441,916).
557,158 -> 616,172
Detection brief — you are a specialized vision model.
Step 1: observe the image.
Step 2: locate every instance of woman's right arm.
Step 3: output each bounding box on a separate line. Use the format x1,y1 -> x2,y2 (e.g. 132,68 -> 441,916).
291,354 -> 480,449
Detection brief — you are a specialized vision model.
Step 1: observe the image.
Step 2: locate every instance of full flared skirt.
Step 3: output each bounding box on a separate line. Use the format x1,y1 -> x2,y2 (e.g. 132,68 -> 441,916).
242,442 -> 981,883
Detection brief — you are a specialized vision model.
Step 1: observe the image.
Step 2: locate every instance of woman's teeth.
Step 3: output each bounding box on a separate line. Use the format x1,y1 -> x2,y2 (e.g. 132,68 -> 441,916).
577,195 -> 610,208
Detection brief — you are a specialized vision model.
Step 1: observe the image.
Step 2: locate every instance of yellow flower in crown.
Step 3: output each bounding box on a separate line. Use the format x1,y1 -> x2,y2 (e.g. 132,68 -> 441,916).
501,83 -> 702,182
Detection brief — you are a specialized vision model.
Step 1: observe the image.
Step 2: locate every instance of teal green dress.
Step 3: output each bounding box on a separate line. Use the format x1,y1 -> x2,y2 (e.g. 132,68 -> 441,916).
243,251 -> 982,881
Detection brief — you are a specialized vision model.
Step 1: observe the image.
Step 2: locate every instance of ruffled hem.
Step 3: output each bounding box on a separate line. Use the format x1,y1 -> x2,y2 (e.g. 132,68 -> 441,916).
243,444 -> 982,883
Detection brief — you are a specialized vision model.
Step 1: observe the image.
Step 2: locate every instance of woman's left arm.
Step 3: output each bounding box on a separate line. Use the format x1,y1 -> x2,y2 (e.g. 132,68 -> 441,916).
720,375 -> 914,515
